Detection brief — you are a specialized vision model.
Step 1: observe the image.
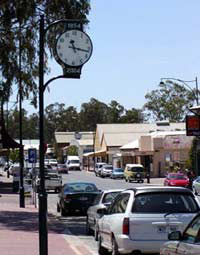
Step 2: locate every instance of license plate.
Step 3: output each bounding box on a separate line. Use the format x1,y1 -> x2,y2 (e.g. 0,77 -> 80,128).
79,197 -> 88,201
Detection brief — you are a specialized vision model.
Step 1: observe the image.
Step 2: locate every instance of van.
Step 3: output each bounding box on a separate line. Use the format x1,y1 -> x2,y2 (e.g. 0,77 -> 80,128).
124,164 -> 146,183
66,156 -> 81,171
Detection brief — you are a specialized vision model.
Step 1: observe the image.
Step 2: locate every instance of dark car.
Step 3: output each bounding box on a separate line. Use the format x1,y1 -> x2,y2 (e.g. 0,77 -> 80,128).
57,164 -> 68,174
57,182 -> 101,216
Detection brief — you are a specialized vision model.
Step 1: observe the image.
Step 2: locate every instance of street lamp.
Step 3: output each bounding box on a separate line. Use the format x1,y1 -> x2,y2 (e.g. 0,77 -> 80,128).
160,77 -> 199,105
160,77 -> 200,176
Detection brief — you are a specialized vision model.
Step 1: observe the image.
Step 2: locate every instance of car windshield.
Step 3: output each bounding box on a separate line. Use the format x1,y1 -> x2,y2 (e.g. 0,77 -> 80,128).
64,183 -> 98,193
58,164 -> 66,168
130,167 -> 144,172
69,160 -> 79,164
132,192 -> 199,213
114,169 -> 123,173
169,174 -> 187,180
104,166 -> 113,170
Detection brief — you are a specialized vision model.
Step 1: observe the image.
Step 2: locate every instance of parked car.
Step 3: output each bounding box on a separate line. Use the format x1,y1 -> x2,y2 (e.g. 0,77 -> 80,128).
110,168 -> 124,179
57,182 -> 101,216
160,212 -> 200,255
100,164 -> 113,178
57,164 -> 68,174
94,162 -> 106,176
124,163 -> 145,183
86,189 -> 123,240
192,176 -> 200,195
164,173 -> 190,188
97,186 -> 200,255
36,170 -> 62,193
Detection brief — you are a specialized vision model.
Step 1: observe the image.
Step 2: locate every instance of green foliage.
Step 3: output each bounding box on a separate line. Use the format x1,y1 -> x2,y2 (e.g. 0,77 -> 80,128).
9,149 -> 20,163
67,145 -> 78,156
5,98 -> 145,142
0,0 -> 91,107
144,81 -> 196,121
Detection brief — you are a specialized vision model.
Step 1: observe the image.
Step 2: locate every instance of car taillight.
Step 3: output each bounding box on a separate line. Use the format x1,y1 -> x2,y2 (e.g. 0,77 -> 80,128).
122,217 -> 129,235
64,195 -> 71,203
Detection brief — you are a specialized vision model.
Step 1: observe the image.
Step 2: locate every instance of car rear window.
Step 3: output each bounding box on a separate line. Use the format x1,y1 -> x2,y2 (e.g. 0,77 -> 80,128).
132,193 -> 199,213
130,167 -> 144,172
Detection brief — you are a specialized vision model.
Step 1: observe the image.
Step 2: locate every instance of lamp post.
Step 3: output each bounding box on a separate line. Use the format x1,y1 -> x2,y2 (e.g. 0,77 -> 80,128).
160,77 -> 199,105
19,22 -> 25,208
38,15 -> 92,255
160,77 -> 199,176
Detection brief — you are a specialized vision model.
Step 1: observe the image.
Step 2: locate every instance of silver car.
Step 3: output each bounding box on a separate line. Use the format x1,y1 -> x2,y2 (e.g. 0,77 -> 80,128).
86,189 -> 123,240
160,213 -> 200,255
192,176 -> 200,195
100,164 -> 113,178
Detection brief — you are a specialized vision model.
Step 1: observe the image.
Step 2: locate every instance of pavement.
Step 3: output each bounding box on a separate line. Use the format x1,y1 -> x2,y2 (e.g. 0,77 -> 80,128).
0,170 -> 94,255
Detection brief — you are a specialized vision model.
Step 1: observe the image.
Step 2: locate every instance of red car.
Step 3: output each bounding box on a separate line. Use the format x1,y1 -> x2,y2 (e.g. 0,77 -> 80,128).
164,173 -> 189,187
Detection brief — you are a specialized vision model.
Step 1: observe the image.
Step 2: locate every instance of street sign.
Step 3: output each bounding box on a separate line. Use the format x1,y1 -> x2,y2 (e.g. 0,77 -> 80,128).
28,148 -> 37,163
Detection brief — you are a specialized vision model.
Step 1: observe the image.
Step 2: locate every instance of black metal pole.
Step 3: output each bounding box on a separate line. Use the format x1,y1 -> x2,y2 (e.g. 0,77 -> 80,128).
19,22 -> 25,208
39,15 -> 48,255
195,77 -> 199,105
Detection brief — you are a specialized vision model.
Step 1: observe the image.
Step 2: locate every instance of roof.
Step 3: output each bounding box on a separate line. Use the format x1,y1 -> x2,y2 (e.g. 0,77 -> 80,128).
97,123 -> 185,147
55,131 -> 94,144
104,133 -> 145,147
125,186 -> 193,194
120,140 -> 139,149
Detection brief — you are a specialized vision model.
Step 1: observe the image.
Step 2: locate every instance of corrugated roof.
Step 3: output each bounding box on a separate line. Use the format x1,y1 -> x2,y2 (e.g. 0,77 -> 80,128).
120,140 -> 139,149
97,123 -> 185,146
54,131 -> 95,144
104,132 -> 147,147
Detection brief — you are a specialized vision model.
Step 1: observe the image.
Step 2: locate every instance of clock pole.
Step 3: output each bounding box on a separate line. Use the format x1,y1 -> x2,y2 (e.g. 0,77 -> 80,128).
38,15 -> 92,255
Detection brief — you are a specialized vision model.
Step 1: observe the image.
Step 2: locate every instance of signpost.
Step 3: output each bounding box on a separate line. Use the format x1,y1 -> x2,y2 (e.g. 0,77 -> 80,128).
28,148 -> 37,163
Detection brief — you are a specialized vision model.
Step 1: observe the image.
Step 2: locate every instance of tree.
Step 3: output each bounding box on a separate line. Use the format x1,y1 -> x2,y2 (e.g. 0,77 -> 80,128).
0,0 -> 91,107
144,81 -> 196,121
120,108 -> 145,123
79,98 -> 109,131
107,100 -> 124,123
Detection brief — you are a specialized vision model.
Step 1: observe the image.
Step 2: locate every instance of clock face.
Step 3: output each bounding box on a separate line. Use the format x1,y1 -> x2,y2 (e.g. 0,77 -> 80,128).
56,29 -> 93,67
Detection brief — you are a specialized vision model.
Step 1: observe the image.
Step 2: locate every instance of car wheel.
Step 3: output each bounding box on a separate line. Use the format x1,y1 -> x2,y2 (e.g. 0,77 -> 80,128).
94,224 -> 99,241
98,235 -> 109,255
193,187 -> 198,195
112,237 -> 120,255
86,217 -> 93,235
61,207 -> 67,217
57,203 -> 60,212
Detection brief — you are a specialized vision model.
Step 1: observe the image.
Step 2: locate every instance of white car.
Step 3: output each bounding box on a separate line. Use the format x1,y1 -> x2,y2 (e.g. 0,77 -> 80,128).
95,162 -> 106,176
192,176 -> 200,195
160,213 -> 200,255
97,186 -> 200,255
86,189 -> 123,240
100,164 -> 113,178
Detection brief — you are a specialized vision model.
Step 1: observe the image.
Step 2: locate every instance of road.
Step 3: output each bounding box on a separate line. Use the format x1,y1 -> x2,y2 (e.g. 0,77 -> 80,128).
46,171 -> 165,255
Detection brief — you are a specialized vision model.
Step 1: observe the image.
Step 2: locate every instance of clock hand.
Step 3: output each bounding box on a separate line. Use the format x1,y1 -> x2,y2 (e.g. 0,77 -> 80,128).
75,47 -> 89,53
69,40 -> 76,53
68,46 -> 89,53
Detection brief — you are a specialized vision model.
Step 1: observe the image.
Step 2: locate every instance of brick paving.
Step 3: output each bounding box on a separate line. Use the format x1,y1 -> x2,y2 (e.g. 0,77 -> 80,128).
0,172 -> 90,255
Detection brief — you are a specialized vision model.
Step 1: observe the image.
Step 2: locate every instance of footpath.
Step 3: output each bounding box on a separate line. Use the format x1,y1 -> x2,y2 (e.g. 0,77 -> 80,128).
0,171 -> 93,255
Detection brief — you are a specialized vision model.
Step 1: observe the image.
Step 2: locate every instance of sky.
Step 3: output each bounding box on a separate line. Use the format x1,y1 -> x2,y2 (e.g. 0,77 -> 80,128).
11,0 -> 200,114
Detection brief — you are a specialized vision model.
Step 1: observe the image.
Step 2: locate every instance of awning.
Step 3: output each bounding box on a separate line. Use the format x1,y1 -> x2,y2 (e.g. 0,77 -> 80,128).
83,149 -> 106,157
